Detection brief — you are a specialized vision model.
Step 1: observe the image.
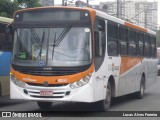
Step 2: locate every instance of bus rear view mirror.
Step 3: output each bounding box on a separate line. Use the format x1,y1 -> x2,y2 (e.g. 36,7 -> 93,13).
5,23 -> 12,34
95,31 -> 103,57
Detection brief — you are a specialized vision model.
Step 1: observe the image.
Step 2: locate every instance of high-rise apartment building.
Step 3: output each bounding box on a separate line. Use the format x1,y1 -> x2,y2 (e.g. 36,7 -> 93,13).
98,0 -> 158,30
39,0 -> 54,6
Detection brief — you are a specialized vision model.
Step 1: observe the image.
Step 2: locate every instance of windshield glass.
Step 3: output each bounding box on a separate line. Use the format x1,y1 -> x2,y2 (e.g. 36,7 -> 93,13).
12,27 -> 92,67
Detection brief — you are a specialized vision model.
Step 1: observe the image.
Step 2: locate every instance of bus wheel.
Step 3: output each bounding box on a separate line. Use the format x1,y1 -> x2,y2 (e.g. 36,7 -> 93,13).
37,101 -> 52,109
97,81 -> 112,111
135,76 -> 145,99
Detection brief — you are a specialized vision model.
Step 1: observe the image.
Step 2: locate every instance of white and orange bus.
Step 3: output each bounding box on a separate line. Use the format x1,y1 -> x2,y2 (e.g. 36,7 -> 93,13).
9,6 -> 157,111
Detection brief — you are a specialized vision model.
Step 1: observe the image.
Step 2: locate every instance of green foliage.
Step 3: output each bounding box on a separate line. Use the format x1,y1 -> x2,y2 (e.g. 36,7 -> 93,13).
157,30 -> 160,47
0,12 -> 8,17
0,0 -> 19,18
0,0 -> 41,18
17,0 -> 41,8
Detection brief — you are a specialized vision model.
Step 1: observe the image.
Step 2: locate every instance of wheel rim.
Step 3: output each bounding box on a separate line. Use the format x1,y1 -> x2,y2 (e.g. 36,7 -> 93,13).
140,82 -> 144,96
104,83 -> 111,105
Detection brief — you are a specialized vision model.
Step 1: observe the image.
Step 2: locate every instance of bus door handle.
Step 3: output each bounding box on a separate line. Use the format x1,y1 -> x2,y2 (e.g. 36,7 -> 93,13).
96,76 -> 106,81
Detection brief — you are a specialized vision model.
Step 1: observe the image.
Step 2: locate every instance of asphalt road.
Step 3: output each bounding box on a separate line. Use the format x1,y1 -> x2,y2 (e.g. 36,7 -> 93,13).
0,77 -> 160,119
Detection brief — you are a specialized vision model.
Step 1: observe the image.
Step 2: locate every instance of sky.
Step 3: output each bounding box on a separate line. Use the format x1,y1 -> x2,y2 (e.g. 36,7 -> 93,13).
54,0 -> 160,26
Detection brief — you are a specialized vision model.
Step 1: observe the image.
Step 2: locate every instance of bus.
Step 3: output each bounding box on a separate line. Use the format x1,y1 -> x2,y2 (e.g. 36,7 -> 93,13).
0,17 -> 13,96
158,48 -> 160,76
9,6 -> 157,111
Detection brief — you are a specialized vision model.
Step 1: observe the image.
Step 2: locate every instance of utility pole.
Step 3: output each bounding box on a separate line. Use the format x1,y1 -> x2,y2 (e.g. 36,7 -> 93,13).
62,0 -> 67,6
62,0 -> 64,6
87,0 -> 89,4
144,10 -> 147,28
53,0 -> 54,6
117,0 -> 120,18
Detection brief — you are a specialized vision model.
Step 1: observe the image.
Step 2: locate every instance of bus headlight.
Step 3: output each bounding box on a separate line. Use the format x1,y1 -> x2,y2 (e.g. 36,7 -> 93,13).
69,73 -> 92,89
10,74 -> 26,87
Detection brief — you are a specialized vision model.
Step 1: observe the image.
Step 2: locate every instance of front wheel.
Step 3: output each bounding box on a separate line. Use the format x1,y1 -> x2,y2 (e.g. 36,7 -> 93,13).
96,81 -> 112,111
37,101 -> 53,109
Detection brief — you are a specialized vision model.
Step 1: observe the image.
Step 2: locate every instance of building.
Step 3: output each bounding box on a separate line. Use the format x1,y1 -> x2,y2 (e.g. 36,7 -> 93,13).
39,0 -> 54,6
134,1 -> 158,30
98,0 -> 158,30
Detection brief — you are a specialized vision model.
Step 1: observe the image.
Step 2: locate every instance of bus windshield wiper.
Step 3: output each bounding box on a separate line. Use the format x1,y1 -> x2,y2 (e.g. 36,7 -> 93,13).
51,24 -> 72,60
51,33 -> 56,60
54,24 -> 72,46
39,31 -> 45,59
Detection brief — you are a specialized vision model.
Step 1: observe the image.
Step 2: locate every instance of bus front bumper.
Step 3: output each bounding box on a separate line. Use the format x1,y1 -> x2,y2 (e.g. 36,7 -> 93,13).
10,80 -> 95,103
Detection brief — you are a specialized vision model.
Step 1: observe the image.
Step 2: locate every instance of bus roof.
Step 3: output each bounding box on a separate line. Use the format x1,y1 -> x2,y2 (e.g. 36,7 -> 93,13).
14,6 -> 156,35
0,16 -> 13,23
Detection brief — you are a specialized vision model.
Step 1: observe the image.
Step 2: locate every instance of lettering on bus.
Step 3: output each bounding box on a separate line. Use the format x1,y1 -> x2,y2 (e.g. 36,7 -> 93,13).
23,77 -> 37,82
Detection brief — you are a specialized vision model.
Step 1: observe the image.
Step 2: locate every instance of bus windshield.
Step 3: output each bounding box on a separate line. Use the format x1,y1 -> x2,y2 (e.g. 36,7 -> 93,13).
12,27 -> 92,67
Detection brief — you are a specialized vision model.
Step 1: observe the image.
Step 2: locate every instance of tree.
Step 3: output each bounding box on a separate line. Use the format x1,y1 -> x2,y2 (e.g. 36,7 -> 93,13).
0,0 -> 19,18
17,0 -> 41,8
0,0 -> 41,18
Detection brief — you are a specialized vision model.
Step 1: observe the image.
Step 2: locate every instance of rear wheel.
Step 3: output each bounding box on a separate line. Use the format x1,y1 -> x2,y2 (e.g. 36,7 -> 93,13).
37,101 -> 53,109
135,76 -> 145,99
96,81 -> 112,111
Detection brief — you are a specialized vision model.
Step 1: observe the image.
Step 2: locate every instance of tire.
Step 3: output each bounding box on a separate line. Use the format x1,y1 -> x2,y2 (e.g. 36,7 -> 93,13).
37,101 -> 53,109
157,69 -> 160,76
96,81 -> 112,111
135,76 -> 145,99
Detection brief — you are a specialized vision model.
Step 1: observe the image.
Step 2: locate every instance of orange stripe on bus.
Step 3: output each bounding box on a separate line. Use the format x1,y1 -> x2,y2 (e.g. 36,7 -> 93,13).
125,22 -> 147,32
10,64 -> 94,84
120,57 -> 143,75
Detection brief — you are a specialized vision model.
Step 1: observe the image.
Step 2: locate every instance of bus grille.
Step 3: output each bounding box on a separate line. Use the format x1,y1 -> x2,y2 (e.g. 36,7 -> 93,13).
18,70 -> 78,76
30,96 -> 63,98
24,89 -> 70,99
26,83 -> 68,87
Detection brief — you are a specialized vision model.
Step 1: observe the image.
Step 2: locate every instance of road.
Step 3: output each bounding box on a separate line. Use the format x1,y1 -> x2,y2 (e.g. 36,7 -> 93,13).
0,77 -> 160,119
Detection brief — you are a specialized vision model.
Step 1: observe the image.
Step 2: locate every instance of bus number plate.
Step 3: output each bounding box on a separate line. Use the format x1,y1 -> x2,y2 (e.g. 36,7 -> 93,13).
40,91 -> 53,96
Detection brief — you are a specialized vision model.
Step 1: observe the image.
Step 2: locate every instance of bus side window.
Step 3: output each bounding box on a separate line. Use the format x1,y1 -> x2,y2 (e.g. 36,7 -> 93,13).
107,22 -> 119,56
0,23 -> 12,51
128,29 -> 137,56
150,36 -> 156,58
144,34 -> 150,58
138,32 -> 144,57
119,26 -> 128,56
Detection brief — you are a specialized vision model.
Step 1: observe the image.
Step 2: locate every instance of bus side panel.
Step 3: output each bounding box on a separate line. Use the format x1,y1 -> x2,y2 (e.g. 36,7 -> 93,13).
118,57 -> 143,96
118,58 -> 157,97
0,76 -> 10,96
0,52 -> 11,76
144,59 -> 157,88
0,51 -> 11,96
